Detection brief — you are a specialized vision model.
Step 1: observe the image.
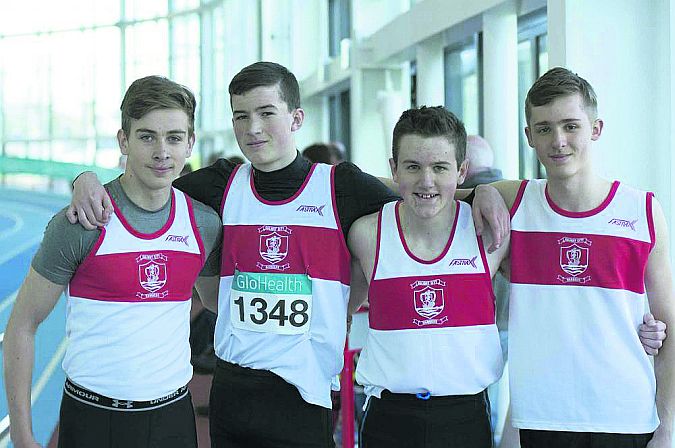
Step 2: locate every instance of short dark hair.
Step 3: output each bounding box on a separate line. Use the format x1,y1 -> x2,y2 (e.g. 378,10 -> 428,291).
229,62 -> 300,111
525,67 -> 598,124
120,76 -> 196,137
302,143 -> 344,164
392,106 -> 467,165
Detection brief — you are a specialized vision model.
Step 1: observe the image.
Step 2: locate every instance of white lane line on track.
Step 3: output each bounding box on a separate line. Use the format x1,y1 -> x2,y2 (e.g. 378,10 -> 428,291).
0,337 -> 68,445
0,211 -> 23,241
0,235 -> 43,267
0,291 -> 18,317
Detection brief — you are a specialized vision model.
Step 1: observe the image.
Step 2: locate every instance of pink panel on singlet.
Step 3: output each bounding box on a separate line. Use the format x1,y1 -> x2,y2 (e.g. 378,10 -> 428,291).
510,230 -> 650,294
368,273 -> 495,331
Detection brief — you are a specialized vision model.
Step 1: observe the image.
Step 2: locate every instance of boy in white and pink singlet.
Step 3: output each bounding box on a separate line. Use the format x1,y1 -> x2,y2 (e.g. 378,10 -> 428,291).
488,68 -> 674,448
348,106 -> 511,448
3,76 -> 222,448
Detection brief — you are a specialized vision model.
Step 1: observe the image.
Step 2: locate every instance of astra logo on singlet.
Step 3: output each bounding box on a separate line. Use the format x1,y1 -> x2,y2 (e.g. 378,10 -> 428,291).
557,236 -> 592,284
165,234 -> 190,245
448,256 -> 477,268
608,218 -> 637,231
257,225 -> 292,271
296,204 -> 325,216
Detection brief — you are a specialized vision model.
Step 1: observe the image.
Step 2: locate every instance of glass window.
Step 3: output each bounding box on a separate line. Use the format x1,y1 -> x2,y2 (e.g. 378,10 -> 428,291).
328,0 -> 352,58
212,4 -> 229,132
517,10 -> 548,179
124,0 -> 168,21
5,142 -> 27,158
125,19 -> 170,82
173,0 -> 201,11
50,31 -> 96,140
171,14 -> 201,107
329,90 -> 351,161
444,35 -> 482,135
0,0 -> 119,35
93,27 -> 123,137
0,0 -> 234,187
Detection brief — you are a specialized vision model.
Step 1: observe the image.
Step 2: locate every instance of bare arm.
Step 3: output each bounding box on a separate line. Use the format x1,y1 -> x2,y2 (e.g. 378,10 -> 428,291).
347,258 -> 369,318
645,199 -> 675,448
195,275 -> 219,314
66,172 -> 113,230
4,268 -> 65,448
346,213 -> 378,319
468,183 -> 516,253
480,221 -> 511,279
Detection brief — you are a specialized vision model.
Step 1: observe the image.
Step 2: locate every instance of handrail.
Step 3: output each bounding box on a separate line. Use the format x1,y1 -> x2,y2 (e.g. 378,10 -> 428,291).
0,156 -> 122,182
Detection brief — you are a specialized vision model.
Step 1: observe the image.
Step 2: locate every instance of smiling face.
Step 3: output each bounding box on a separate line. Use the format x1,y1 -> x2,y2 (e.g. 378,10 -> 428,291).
231,84 -> 304,172
390,134 -> 468,220
525,93 -> 603,181
118,108 -> 194,196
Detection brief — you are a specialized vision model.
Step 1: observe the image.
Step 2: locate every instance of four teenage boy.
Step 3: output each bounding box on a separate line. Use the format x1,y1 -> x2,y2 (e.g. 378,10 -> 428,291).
8,62 -> 670,448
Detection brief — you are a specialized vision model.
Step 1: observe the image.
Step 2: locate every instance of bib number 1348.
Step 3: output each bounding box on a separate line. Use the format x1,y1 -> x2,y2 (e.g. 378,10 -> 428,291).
230,271 -> 312,335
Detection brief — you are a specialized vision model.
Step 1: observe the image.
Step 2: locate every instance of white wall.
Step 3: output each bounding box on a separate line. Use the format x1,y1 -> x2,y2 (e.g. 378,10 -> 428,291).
548,0 -> 674,249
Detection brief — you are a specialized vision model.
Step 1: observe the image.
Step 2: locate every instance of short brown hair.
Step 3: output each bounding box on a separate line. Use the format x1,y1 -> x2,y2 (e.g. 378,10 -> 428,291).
525,67 -> 598,124
392,106 -> 467,166
120,76 -> 196,137
229,62 -> 300,111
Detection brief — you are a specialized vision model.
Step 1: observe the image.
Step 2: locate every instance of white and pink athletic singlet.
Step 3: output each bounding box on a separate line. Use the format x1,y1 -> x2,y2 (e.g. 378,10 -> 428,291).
66,188 -> 205,400
509,179 -> 658,433
356,201 -> 503,399
217,163 -> 351,408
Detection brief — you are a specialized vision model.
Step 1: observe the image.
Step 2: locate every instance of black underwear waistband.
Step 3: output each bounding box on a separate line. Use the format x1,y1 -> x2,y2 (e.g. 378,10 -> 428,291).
63,378 -> 189,412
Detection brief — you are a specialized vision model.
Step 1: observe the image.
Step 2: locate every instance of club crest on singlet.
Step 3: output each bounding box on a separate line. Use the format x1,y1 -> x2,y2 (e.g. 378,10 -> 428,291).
411,279 -> 448,326
136,253 -> 169,299
257,225 -> 292,271
557,237 -> 592,284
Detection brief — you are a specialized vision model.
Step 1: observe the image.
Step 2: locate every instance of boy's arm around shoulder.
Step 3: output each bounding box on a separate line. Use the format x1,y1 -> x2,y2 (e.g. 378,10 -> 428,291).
4,268 -> 65,447
488,180 -> 523,211
466,180 -> 521,253
347,212 -> 379,317
645,197 -> 675,448
480,221 -> 511,280
190,197 -> 223,313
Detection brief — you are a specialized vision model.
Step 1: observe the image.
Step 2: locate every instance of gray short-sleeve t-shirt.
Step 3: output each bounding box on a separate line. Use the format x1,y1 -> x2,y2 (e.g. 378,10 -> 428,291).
32,178 -> 222,286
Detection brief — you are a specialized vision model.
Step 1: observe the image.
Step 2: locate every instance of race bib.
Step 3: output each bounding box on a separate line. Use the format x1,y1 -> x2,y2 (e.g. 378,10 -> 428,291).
230,270 -> 312,334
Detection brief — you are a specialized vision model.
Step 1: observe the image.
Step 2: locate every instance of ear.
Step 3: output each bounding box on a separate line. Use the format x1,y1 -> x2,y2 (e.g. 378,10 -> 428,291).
389,158 -> 399,183
591,119 -> 603,141
524,126 -> 534,148
456,159 -> 469,185
117,129 -> 129,155
291,108 -> 305,132
186,132 -> 196,158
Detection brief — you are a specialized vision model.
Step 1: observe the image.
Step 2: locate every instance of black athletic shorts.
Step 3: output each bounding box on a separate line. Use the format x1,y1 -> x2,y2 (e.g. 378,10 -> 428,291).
57,382 -> 197,448
209,359 -> 333,448
519,429 -> 654,448
360,389 -> 493,448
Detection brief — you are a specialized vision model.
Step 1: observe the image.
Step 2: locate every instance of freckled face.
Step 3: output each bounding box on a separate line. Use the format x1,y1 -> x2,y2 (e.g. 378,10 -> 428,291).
390,134 -> 467,220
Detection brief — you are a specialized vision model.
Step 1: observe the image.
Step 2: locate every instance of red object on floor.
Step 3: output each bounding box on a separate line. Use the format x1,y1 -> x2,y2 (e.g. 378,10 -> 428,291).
340,343 -> 361,448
